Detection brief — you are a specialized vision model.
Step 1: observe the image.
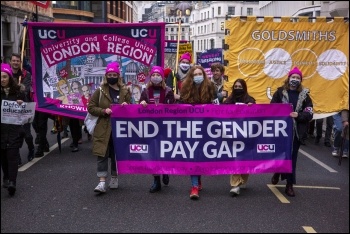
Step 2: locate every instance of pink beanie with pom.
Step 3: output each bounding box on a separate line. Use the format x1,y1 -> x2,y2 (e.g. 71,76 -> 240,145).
179,52 -> 192,62
105,62 -> 120,75
1,63 -> 13,77
150,66 -> 164,79
288,67 -> 302,80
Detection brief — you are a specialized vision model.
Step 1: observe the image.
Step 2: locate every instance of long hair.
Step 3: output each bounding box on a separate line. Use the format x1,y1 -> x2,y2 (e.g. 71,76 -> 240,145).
1,71 -> 21,95
227,79 -> 252,103
180,65 -> 216,104
282,76 -> 303,92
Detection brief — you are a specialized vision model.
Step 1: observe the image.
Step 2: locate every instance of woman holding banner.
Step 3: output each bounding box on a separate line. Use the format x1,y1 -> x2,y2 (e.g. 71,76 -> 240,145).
88,62 -> 131,194
270,67 -> 313,197
179,65 -> 217,199
139,66 -> 175,193
224,79 -> 256,196
1,63 -> 26,196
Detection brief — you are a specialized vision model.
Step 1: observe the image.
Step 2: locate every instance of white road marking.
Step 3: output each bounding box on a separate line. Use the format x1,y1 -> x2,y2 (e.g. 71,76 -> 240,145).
299,149 -> 338,173
302,226 -> 317,233
18,138 -> 70,172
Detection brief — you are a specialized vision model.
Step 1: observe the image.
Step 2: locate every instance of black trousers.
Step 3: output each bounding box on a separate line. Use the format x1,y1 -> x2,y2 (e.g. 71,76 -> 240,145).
68,118 -> 82,147
33,112 -> 51,151
1,148 -> 19,182
23,123 -> 34,150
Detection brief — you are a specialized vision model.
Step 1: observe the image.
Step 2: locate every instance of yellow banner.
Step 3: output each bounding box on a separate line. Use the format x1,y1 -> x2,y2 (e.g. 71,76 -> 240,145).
224,16 -> 349,114
178,43 -> 193,62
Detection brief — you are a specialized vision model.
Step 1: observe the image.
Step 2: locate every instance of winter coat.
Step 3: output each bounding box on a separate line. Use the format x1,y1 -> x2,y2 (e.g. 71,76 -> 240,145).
13,69 -> 33,102
139,86 -> 175,104
1,87 -> 26,149
87,83 -> 131,157
270,87 -> 313,140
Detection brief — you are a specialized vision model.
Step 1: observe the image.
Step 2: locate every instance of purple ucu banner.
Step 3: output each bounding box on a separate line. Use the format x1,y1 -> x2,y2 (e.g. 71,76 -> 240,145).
111,103 -> 293,175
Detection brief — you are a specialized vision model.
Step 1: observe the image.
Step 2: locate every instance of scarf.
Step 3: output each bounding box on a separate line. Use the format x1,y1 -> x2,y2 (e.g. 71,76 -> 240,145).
148,86 -> 165,104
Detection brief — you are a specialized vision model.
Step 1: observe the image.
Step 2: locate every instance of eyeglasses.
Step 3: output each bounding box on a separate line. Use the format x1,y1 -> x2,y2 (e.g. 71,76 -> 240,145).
106,73 -> 119,78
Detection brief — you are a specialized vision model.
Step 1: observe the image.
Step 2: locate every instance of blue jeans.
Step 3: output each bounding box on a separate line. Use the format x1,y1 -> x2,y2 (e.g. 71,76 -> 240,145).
190,175 -> 200,186
333,113 -> 349,153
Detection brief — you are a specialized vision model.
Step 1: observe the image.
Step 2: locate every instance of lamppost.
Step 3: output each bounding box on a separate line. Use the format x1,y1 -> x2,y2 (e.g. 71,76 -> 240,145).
174,2 -> 192,93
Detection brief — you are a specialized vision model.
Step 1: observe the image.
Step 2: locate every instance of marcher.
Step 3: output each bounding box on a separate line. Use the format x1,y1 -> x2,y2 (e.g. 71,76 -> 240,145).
210,63 -> 227,104
166,52 -> 192,101
10,53 -> 35,163
314,116 -> 333,147
270,67 -> 313,197
332,110 -> 349,158
179,65 -> 217,199
87,62 -> 131,193
223,78 -> 256,196
1,63 -> 26,196
139,66 -> 175,193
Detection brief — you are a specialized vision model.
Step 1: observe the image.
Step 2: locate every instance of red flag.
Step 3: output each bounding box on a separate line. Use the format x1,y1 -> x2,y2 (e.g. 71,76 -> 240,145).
30,1 -> 50,9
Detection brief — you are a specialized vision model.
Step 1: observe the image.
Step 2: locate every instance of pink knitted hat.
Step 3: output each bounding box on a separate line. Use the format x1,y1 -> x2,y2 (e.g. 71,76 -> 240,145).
179,52 -> 192,62
150,66 -> 164,79
1,63 -> 13,77
288,67 -> 302,80
105,62 -> 120,75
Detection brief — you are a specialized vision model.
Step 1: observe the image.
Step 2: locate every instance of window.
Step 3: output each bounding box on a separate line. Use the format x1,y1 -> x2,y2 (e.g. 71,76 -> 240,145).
2,22 -> 10,41
166,28 -> 168,32
212,23 -> 214,32
228,7 -> 235,15
212,8 -> 214,18
182,28 -> 185,32
247,8 -> 253,16
210,39 -> 215,49
218,7 -> 221,15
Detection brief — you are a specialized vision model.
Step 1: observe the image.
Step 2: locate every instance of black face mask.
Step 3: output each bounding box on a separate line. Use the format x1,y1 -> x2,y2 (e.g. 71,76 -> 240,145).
234,89 -> 244,96
107,78 -> 118,85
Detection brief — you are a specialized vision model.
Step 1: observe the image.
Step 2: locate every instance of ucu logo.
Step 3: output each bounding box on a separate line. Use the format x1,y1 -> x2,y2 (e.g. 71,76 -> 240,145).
130,144 -> 148,153
38,29 -> 66,39
257,144 -> 275,153
131,29 -> 156,38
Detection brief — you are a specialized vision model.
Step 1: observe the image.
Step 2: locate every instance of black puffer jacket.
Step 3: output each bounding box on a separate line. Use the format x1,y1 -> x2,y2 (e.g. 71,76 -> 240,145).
1,86 -> 26,149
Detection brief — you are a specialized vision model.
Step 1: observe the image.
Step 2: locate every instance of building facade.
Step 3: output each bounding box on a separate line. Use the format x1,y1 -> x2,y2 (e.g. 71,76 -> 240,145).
190,1 -> 260,62
259,1 -> 349,18
1,1 -> 135,62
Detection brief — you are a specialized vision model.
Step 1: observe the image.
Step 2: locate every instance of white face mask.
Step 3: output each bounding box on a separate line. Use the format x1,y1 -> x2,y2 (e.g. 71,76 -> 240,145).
179,63 -> 190,71
151,76 -> 163,84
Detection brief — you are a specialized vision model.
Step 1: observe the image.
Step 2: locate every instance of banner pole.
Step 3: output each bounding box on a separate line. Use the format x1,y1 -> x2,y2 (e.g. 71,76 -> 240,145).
20,15 -> 28,84
174,11 -> 182,94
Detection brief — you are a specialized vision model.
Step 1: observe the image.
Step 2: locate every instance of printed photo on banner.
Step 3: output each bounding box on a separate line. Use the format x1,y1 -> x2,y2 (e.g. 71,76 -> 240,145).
110,103 -> 294,175
28,22 -> 165,119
